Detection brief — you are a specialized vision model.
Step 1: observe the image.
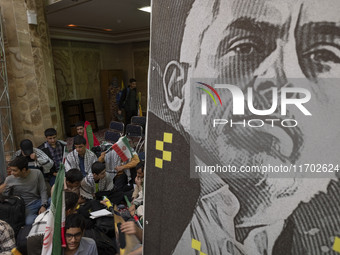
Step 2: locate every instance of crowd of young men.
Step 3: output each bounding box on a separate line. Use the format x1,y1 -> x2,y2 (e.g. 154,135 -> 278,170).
0,123 -> 144,255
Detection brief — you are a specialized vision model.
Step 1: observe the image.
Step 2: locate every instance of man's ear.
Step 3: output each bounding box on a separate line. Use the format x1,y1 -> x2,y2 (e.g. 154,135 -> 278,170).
163,61 -> 187,112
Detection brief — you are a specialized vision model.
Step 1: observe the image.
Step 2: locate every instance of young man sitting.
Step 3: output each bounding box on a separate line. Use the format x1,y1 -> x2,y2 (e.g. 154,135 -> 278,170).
64,214 -> 98,255
65,135 -> 97,177
38,128 -> 66,186
65,168 -> 84,195
13,139 -> 54,177
51,168 -> 83,197
27,191 -> 79,255
2,156 -> 48,225
98,148 -> 140,192
129,161 -> 144,219
80,161 -> 113,201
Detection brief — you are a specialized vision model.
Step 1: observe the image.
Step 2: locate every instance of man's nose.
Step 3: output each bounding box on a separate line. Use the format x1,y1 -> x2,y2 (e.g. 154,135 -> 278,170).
252,38 -> 305,94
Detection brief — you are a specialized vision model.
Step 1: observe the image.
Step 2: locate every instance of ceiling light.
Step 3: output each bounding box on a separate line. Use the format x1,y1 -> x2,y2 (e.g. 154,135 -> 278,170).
67,24 -> 77,27
138,6 -> 151,13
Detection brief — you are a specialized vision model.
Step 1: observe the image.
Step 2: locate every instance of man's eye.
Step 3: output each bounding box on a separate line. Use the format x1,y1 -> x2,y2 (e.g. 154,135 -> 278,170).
303,45 -> 340,64
227,39 -> 263,57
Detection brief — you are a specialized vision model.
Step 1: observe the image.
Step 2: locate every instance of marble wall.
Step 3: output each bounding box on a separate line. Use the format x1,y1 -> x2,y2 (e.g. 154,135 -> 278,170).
53,40 -> 149,130
52,41 -> 102,132
133,49 -> 149,111
0,0 -> 62,148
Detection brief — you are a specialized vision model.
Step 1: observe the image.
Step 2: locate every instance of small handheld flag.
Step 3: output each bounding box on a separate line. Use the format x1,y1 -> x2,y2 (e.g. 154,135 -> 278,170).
111,136 -> 134,162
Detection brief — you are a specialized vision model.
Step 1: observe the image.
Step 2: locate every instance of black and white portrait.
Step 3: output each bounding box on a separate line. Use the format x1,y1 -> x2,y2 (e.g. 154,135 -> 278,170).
145,0 -> 340,254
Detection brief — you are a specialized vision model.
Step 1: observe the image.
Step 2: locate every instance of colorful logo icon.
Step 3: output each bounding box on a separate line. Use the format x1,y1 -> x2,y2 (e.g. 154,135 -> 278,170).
197,82 -> 222,115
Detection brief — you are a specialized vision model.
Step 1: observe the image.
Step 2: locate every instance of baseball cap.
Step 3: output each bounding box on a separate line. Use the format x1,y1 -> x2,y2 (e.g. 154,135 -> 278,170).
20,139 -> 34,156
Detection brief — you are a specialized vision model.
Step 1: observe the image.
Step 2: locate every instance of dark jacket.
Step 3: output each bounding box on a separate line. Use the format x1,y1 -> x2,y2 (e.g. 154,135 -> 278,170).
38,141 -> 65,175
118,87 -> 138,111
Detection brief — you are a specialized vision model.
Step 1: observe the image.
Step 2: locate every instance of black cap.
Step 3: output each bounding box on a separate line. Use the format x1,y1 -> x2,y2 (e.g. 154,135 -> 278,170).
20,139 -> 34,156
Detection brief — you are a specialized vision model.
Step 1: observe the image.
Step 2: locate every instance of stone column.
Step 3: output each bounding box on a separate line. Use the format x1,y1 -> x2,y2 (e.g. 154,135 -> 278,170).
0,0 -> 63,148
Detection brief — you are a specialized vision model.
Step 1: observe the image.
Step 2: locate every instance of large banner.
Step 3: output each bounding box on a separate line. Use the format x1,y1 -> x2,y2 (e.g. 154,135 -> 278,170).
145,0 -> 340,254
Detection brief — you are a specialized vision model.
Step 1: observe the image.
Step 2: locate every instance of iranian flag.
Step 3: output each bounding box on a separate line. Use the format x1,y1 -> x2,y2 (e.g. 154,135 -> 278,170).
112,136 -> 134,162
41,164 -> 66,255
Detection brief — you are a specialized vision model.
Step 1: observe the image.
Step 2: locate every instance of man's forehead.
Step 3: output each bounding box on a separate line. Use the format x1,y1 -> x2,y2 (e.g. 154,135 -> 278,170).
180,0 -> 294,63
300,0 -> 340,24
226,0 -> 293,25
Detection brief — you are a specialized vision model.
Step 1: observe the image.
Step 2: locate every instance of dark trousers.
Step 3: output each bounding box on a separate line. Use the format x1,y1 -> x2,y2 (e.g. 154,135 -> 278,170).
125,110 -> 137,126
113,173 -> 133,192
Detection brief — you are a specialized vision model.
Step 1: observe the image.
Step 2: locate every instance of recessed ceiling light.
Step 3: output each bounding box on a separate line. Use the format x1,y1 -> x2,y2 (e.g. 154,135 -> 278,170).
138,6 -> 151,13
66,24 -> 113,32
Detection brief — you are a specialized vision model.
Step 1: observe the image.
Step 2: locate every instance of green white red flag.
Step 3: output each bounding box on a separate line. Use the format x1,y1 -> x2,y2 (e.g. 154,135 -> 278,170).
112,136 -> 134,162
41,164 -> 66,255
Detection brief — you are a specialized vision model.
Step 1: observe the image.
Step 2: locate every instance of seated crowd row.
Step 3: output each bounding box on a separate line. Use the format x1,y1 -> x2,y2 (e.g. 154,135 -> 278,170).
0,126 -> 144,255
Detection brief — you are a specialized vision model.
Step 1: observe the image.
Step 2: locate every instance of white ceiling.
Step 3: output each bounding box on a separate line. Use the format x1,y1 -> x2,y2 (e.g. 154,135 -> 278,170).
46,0 -> 151,43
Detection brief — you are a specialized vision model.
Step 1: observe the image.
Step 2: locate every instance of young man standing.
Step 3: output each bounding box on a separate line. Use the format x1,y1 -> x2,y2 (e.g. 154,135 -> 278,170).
65,136 -> 97,177
118,78 -> 138,125
64,214 -> 98,255
2,156 -> 48,225
38,128 -> 66,185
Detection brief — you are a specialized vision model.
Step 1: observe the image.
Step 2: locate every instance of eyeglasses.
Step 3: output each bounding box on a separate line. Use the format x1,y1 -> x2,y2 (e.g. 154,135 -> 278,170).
65,232 -> 82,240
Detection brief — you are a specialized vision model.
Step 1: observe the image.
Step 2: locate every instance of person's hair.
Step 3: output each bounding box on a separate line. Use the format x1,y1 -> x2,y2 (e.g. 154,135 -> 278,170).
91,161 -> 105,175
74,135 -> 86,146
65,213 -> 85,232
65,191 -> 79,211
75,121 -> 85,128
129,78 -> 136,83
44,128 -> 57,137
8,156 -> 29,171
136,161 -> 145,172
65,168 -> 83,183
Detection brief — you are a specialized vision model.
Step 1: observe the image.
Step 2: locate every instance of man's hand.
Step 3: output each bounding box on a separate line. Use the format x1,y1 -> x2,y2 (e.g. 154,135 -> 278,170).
98,152 -> 106,163
120,221 -> 138,235
121,221 -> 143,242
118,110 -> 122,115
30,153 -> 37,161
135,176 -> 142,187
115,165 -> 125,172
129,204 -> 136,216
39,206 -> 46,214
53,172 -> 57,176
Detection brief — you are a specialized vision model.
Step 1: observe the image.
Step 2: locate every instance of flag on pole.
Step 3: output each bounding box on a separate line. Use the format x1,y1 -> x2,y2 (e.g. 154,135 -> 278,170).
138,104 -> 143,117
84,121 -> 100,150
111,136 -> 134,162
42,164 -> 66,255
137,92 -> 143,117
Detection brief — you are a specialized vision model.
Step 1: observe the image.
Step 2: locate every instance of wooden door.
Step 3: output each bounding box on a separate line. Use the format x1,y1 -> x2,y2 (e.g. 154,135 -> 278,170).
100,70 -> 124,128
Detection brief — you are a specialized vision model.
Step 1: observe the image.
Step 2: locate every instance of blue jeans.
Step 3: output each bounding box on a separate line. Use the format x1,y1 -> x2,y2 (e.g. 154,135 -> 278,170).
25,199 -> 42,225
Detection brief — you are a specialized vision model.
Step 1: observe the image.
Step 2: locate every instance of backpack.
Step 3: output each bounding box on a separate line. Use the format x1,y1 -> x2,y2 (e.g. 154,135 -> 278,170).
0,195 -> 25,236
84,228 -> 118,255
